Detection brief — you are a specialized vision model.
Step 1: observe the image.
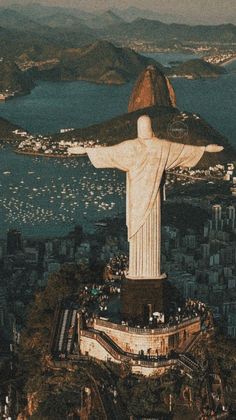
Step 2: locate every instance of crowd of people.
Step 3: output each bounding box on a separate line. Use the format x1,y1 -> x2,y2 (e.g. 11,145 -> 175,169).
117,299 -> 208,331
76,279 -> 209,333
77,282 -> 120,325
166,299 -> 207,327
106,255 -> 128,279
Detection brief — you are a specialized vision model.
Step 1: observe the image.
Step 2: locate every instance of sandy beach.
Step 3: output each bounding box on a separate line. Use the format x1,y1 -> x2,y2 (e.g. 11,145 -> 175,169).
221,56 -> 236,66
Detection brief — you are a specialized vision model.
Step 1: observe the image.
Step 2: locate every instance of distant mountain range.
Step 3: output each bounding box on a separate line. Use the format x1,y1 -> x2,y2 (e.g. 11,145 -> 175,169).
0,7 -> 98,59
27,41 -> 226,85
9,4 -> 123,30
6,2 -> 236,25
0,40 -> 227,95
113,6 -> 236,26
0,3 -> 235,54
79,10 -> 125,29
113,6 -> 187,24
32,10 -> 94,31
100,18 -> 236,46
0,7 -> 48,32
0,4 -> 231,93
6,4 -> 125,29
8,3 -> 101,22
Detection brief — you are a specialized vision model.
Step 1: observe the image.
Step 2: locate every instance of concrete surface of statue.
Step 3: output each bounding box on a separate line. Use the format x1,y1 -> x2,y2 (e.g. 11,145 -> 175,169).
68,115 -> 223,280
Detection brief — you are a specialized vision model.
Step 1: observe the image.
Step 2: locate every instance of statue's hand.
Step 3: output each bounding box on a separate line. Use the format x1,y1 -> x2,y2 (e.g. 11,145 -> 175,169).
67,146 -> 87,155
205,144 -> 224,153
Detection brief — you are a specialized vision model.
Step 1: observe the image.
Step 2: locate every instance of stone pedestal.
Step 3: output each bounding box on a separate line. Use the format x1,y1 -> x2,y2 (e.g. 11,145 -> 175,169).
121,278 -> 183,323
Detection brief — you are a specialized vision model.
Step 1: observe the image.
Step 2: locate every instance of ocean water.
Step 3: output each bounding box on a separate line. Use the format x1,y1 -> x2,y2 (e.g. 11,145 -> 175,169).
0,53 -> 235,237
149,52 -> 236,144
0,147 -> 125,237
0,81 -> 133,135
173,73 -> 236,144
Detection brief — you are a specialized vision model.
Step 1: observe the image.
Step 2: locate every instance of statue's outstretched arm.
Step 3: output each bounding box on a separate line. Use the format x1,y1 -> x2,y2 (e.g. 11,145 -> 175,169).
168,140 -> 224,154
166,140 -> 224,170
67,146 -> 88,155
68,141 -> 137,171
205,144 -> 224,153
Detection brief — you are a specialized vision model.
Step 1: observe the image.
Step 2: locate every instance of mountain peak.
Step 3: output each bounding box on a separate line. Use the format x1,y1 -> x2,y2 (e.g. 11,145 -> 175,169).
128,65 -> 176,112
99,9 -> 124,24
103,10 -> 119,17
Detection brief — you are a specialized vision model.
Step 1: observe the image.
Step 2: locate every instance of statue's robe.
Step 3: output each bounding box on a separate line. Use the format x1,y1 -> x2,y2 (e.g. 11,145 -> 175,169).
87,138 -> 205,279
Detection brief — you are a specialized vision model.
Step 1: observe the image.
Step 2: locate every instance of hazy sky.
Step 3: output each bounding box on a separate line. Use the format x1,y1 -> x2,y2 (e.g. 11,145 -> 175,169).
2,0 -> 236,24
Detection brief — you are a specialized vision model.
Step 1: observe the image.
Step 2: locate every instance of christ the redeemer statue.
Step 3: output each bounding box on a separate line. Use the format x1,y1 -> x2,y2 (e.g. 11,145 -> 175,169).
68,116 -> 223,280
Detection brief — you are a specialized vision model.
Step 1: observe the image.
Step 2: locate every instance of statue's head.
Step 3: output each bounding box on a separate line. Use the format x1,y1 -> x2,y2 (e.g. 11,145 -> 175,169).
137,115 -> 154,140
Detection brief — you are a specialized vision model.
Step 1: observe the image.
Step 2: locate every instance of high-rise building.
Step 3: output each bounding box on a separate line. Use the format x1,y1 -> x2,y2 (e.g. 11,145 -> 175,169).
7,229 -> 23,255
183,280 -> 196,299
220,246 -> 236,266
212,204 -> 222,231
212,204 -> 222,220
227,205 -> 236,229
183,234 -> 196,249
209,253 -> 220,266
0,287 -> 7,327
201,243 -> 210,259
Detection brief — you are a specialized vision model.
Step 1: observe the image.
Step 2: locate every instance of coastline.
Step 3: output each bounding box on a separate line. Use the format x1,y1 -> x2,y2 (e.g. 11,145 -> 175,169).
0,89 -> 33,102
221,56 -> 236,67
168,73 -> 222,80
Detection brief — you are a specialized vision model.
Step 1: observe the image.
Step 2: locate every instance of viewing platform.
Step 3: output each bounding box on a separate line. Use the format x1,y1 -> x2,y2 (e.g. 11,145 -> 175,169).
79,315 -> 202,376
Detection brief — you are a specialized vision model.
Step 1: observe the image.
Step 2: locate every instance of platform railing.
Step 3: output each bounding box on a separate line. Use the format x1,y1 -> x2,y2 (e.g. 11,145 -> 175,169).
94,316 -> 200,335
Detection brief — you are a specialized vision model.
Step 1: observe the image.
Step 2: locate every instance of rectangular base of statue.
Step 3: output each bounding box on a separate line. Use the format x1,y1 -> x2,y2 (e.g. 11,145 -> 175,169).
121,277 -> 182,323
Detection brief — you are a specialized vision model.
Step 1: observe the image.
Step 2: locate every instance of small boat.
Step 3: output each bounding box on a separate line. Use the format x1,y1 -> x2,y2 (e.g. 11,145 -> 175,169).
95,222 -> 108,227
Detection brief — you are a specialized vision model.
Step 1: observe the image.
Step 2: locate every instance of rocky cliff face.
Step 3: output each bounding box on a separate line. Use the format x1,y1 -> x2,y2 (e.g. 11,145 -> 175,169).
128,65 -> 176,112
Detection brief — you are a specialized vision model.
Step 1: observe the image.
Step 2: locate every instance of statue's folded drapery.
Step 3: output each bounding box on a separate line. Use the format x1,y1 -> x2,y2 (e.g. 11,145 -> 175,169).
67,110 -> 223,280
87,139 -> 205,237
87,138 -> 205,279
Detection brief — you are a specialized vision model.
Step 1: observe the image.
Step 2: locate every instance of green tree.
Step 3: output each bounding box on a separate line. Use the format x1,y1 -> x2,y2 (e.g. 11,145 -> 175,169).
31,393 -> 68,420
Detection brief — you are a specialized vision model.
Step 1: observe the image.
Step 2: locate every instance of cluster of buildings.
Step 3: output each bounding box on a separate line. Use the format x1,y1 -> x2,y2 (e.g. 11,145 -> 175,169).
168,162 -> 230,184
0,202 -> 233,416
0,223 -> 128,341
70,203 -> 236,381
1,201 -> 236,348
17,58 -> 60,72
16,129 -> 102,157
0,229 -> 76,339
204,52 -> 236,65
162,203 -> 236,337
0,91 -> 20,102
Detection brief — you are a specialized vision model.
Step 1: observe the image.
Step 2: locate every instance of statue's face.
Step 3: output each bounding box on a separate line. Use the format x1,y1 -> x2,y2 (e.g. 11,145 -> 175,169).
137,115 -> 154,140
